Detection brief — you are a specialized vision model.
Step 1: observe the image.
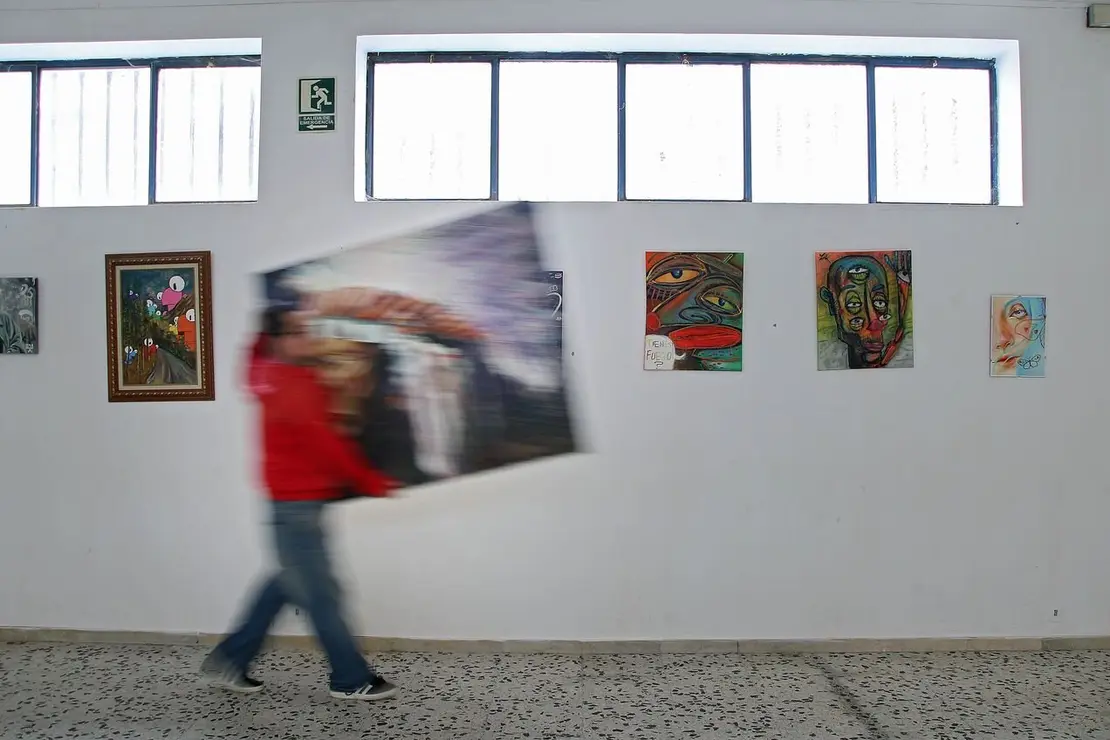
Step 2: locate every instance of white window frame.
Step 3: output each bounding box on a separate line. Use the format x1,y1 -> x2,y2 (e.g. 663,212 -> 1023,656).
0,38 -> 262,208
354,34 -> 1022,206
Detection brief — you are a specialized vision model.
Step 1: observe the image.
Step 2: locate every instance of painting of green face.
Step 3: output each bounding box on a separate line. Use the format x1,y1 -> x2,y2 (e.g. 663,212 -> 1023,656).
816,251 -> 912,371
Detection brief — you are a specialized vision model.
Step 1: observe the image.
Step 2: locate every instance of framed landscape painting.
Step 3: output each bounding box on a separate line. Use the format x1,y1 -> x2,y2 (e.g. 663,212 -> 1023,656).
105,251 -> 215,402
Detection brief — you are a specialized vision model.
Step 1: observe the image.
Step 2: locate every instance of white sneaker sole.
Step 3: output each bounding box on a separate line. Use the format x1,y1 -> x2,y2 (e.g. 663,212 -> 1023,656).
329,686 -> 399,702
202,674 -> 265,694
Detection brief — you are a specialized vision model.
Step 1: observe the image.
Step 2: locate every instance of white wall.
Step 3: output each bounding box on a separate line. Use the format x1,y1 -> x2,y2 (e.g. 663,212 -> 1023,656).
1,0 -> 1108,642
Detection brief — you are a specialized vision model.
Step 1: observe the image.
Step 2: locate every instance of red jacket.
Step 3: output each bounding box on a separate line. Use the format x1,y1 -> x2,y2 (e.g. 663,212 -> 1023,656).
246,337 -> 391,501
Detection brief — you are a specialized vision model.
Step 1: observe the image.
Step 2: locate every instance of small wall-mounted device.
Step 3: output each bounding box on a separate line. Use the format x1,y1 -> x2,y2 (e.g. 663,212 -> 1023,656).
1088,4 -> 1110,27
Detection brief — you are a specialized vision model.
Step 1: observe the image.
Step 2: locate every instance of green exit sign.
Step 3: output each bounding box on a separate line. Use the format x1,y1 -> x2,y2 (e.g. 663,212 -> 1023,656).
298,77 -> 335,132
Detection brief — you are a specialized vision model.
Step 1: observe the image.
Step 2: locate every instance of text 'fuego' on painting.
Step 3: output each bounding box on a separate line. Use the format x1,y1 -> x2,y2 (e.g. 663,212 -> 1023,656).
990,295 -> 1046,378
644,252 -> 744,371
815,250 -> 913,371
261,203 -> 576,493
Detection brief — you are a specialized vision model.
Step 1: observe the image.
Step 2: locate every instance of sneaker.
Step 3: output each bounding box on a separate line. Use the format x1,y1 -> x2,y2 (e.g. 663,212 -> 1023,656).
329,676 -> 399,702
200,653 -> 264,694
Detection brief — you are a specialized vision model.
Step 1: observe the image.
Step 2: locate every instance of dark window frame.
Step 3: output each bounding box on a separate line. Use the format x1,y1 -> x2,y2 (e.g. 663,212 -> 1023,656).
0,54 -> 262,208
365,51 -> 998,205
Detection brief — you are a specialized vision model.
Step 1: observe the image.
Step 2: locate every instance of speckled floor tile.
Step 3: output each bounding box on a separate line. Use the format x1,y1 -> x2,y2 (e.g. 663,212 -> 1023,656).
583,653 -> 741,679
489,696 -> 584,737
497,653 -> 584,680
822,651 -> 1110,739
2,642 -> 1110,739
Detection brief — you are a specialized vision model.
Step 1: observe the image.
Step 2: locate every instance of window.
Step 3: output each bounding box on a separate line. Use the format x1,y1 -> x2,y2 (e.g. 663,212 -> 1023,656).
365,51 -> 999,205
38,67 -> 152,207
497,60 -> 617,202
0,71 -> 32,205
874,66 -> 992,205
749,63 -> 869,204
624,63 -> 745,201
0,54 -> 261,207
156,66 -> 261,203
370,62 -> 491,199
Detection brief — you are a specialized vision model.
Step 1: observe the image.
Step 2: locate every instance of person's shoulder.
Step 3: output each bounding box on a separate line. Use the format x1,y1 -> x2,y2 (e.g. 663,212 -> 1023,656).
261,361 -> 312,388
272,364 -> 330,406
250,355 -> 313,390
258,364 -> 325,419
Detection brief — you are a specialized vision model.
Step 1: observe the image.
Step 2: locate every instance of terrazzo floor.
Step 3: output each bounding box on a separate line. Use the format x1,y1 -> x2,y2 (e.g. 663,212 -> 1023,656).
2,643 -> 1108,739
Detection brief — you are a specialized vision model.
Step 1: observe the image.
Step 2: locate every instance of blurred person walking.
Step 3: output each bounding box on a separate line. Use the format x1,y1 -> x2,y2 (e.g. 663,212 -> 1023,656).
200,306 -> 399,701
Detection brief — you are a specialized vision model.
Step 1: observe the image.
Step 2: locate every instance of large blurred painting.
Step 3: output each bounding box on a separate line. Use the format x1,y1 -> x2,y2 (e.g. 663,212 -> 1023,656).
263,204 -> 576,489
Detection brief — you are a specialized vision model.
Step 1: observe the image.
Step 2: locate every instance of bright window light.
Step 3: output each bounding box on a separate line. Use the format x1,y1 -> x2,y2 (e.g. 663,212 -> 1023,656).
875,66 -> 992,204
750,63 -> 868,204
38,67 -> 151,207
156,66 -> 261,203
0,72 -> 32,206
371,62 -> 492,199
624,63 -> 745,201
498,60 -> 617,202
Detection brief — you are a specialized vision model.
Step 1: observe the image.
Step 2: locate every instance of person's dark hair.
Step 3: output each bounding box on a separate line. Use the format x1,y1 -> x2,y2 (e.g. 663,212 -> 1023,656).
261,305 -> 294,338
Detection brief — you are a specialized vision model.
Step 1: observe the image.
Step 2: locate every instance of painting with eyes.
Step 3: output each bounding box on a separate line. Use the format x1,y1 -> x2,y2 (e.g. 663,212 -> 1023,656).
262,203 -> 576,491
0,278 -> 38,355
105,252 -> 215,402
815,250 -> 913,371
645,252 -> 744,371
990,295 -> 1046,378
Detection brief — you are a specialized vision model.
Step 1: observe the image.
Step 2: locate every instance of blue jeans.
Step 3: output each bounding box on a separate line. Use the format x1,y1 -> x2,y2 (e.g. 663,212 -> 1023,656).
213,500 -> 374,692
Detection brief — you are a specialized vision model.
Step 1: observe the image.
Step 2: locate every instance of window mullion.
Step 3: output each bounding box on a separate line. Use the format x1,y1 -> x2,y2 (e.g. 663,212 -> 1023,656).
616,56 -> 626,201
490,57 -> 500,200
742,60 -> 752,202
147,62 -> 160,204
365,57 -> 375,199
989,63 -> 999,205
866,60 -> 877,204
30,65 -> 41,207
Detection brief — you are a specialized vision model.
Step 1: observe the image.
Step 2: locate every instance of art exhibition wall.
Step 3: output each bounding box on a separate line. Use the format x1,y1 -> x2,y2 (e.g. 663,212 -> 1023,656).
1,0 -> 1109,642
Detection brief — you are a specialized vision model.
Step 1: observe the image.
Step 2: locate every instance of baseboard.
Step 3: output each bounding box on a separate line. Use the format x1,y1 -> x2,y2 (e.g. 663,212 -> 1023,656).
0,628 -> 1101,654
